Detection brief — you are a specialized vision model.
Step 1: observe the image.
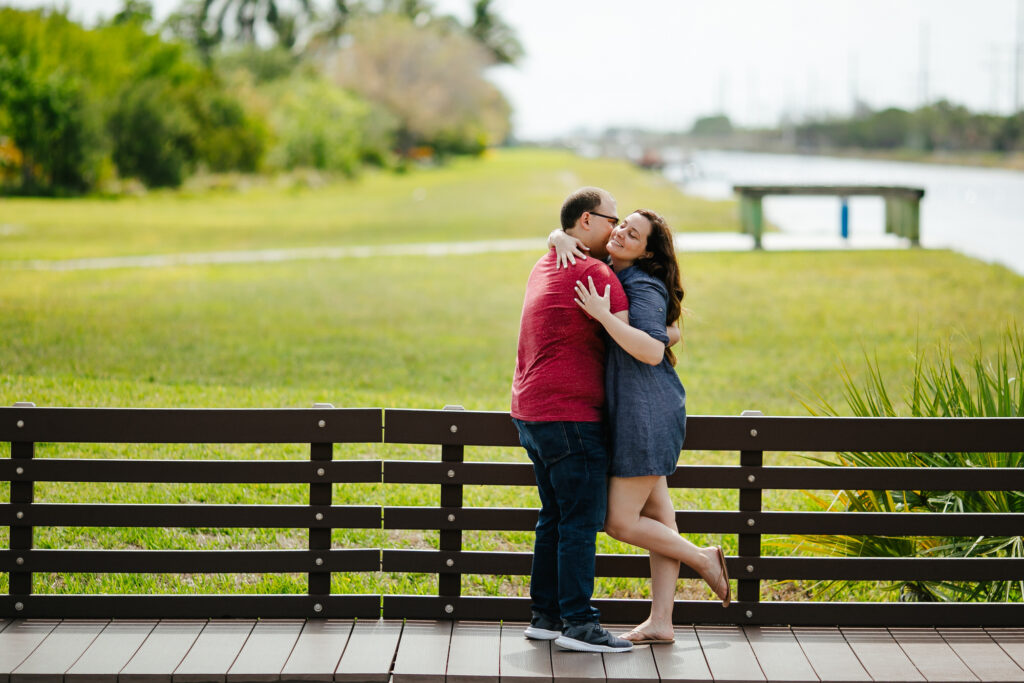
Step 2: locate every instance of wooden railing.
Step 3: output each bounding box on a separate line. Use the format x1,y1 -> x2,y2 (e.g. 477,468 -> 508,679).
2,404 -> 1022,626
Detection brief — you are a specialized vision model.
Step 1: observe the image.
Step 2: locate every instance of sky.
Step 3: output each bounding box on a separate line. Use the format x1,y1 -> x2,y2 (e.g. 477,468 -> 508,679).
4,0 -> 1022,139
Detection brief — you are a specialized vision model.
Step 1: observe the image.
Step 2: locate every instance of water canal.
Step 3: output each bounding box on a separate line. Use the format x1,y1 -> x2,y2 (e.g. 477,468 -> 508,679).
663,149 -> 1024,276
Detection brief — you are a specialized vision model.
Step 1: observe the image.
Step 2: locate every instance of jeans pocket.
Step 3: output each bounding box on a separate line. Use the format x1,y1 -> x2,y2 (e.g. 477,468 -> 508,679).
517,421 -> 583,467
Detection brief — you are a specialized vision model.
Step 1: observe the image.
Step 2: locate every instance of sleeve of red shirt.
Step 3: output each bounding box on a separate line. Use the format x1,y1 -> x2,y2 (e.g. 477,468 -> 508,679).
582,261 -> 629,315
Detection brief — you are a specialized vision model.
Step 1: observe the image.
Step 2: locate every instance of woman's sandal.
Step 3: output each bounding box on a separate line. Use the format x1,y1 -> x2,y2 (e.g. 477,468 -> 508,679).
619,628 -> 675,645
704,546 -> 731,607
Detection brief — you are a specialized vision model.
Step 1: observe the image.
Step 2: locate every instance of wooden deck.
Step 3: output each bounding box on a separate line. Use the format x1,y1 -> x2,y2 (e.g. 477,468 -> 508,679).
1,618 -> 1023,682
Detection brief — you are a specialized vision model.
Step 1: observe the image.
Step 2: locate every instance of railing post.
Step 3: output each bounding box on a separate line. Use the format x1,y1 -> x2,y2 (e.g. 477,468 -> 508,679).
737,410 -> 763,611
10,402 -> 36,607
439,405 -> 465,617
309,402 -> 335,615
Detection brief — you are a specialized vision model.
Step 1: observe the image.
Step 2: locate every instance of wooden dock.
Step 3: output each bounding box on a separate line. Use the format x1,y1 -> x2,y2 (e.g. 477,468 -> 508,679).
2,618 -> 1023,682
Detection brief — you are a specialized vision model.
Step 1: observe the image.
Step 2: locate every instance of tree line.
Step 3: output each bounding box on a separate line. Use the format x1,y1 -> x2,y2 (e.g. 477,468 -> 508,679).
0,0 -> 520,194
690,102 -> 1024,155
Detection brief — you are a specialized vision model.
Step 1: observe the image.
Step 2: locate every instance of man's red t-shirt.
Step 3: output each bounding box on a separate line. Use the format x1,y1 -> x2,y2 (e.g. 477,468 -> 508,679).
511,250 -> 629,422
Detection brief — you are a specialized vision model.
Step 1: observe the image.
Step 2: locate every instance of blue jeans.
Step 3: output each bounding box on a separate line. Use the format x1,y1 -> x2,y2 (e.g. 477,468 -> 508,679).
513,419 -> 608,625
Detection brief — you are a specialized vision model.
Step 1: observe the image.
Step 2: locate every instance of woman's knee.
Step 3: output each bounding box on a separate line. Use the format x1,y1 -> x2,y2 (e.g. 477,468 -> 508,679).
603,510 -> 633,541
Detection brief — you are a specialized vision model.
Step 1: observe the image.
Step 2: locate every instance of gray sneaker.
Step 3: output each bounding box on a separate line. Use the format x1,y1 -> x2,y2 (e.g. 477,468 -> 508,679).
555,622 -> 634,653
523,611 -> 562,640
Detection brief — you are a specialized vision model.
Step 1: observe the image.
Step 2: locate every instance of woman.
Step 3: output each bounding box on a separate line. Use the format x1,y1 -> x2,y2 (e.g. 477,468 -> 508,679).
551,209 -> 729,645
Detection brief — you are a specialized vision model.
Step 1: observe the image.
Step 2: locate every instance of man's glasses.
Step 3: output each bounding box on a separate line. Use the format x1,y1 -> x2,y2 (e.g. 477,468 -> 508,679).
589,211 -> 620,227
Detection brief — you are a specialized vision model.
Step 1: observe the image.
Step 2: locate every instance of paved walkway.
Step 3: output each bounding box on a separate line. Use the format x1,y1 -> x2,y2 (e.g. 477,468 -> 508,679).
1,618 -> 1022,682
7,233 -> 913,272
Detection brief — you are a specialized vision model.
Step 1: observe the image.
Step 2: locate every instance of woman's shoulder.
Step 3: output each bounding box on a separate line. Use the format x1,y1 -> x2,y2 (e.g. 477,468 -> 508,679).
623,267 -> 668,295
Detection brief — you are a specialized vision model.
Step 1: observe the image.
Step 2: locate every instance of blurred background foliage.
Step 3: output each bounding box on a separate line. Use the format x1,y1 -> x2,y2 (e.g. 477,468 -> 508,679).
0,0 -> 519,194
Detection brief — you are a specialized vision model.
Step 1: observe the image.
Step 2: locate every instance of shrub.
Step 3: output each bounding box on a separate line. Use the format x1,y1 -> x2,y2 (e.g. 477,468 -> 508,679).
796,326 -> 1024,602
109,78 -> 196,188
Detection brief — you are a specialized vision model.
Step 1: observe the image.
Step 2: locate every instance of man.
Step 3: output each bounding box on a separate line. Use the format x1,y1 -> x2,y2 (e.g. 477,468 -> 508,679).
510,186 -> 634,653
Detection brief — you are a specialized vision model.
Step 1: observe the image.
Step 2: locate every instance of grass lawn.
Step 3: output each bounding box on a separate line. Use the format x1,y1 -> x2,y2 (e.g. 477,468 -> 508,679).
0,148 -> 739,261
1,147 -> 1022,601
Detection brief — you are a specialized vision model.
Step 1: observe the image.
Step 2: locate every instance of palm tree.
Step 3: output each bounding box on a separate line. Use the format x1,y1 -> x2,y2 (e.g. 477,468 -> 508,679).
198,0 -> 315,48
468,0 -> 521,65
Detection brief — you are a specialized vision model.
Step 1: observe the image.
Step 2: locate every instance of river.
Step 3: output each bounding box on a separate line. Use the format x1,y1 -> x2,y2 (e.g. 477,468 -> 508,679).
661,149 -> 1024,276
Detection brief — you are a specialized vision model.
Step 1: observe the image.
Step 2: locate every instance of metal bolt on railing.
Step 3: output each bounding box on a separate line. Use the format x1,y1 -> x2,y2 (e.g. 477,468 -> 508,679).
315,557 -> 324,566
15,467 -> 23,475
746,518 -> 755,526
444,604 -> 454,614
315,513 -> 324,521
446,559 -> 454,567
15,557 -> 23,565
316,468 -> 325,477
313,603 -> 323,613
447,469 -> 455,478
447,514 -> 455,522
747,474 -> 756,483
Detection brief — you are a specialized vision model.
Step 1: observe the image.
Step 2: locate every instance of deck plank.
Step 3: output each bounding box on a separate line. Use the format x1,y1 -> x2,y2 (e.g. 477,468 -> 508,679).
334,619 -> 403,683
119,620 -> 206,683
226,619 -> 303,682
497,622 -> 551,683
694,625 -> 765,683
12,619 -> 107,683
889,628 -> 978,682
172,620 -> 255,683
65,620 -> 156,683
791,627 -> 871,683
550,633 -> 605,683
278,619 -> 353,682
985,629 -> 1024,672
601,624 -> 658,683
391,620 -> 452,683
649,626 -> 711,683
742,626 -> 818,682
0,621 -> 60,682
840,628 -> 924,682
939,629 -> 1024,682
446,621 -> 501,683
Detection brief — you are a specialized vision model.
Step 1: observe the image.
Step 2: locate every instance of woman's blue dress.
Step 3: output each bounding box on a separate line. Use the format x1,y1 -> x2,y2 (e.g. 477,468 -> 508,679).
605,266 -> 687,477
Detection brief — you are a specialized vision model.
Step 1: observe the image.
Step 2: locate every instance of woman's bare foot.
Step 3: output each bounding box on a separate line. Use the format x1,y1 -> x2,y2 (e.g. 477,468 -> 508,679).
696,546 -> 730,606
619,617 -> 674,644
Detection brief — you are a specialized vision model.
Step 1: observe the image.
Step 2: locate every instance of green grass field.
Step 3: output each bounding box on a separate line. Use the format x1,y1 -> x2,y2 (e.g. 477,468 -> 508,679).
1,147 -> 1022,601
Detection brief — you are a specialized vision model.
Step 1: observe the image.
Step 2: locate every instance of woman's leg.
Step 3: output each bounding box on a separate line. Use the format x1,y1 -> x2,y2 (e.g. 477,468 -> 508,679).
605,475 -> 729,603
621,477 -> 679,640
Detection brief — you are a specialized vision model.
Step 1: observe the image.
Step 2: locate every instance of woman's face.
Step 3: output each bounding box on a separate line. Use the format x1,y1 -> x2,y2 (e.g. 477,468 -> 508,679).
607,212 -> 653,262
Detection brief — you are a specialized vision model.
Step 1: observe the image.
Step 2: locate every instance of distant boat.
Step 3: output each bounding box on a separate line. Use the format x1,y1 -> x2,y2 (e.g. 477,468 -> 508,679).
636,148 -> 665,170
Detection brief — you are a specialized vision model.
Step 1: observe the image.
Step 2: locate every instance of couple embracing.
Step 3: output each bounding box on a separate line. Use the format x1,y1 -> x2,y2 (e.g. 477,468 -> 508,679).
510,187 -> 730,654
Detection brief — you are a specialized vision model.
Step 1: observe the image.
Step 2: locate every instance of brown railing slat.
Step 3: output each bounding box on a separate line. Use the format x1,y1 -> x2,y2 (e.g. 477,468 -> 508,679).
0,407 -> 383,443
0,595 -> 382,619
383,507 -> 537,531
383,409 -> 518,446
0,504 -> 381,528
675,510 -> 1024,535
382,461 -> 535,486
744,557 -> 1024,581
667,465 -> 1024,490
0,549 -> 380,573
0,459 -> 383,484
681,415 -> 1024,452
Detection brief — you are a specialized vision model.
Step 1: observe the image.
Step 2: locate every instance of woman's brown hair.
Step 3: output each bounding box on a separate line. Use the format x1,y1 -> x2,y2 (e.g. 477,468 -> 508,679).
633,208 -> 685,366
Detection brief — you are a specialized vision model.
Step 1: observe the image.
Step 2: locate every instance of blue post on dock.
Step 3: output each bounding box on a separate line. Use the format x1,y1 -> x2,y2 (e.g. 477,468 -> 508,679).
840,196 -> 849,240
